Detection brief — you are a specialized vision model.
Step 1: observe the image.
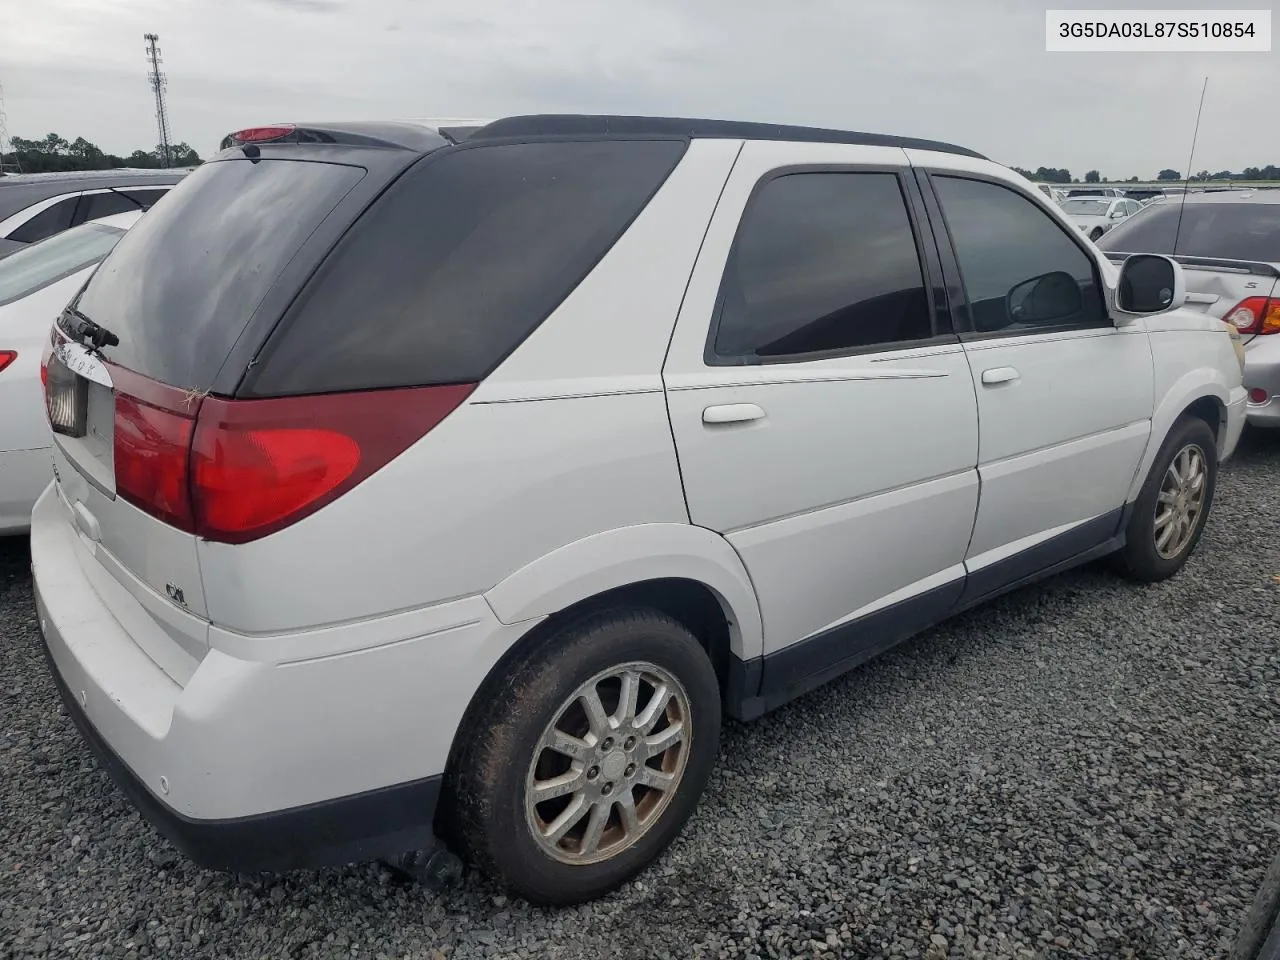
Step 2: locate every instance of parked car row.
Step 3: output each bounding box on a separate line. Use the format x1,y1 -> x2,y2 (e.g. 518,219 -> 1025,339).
0,211 -> 142,533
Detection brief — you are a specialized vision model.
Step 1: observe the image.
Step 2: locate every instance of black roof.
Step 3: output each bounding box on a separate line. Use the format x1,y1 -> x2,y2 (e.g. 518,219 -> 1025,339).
0,169 -> 188,222
470,114 -> 987,160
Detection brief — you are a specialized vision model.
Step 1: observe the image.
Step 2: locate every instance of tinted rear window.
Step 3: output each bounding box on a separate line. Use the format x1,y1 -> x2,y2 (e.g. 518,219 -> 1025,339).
0,222 -> 123,307
248,138 -> 686,396
1099,201 -> 1280,261
73,159 -> 364,390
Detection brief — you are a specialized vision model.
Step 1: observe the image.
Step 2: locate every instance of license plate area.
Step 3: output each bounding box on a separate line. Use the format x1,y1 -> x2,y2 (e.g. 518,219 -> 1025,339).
45,352 -> 89,438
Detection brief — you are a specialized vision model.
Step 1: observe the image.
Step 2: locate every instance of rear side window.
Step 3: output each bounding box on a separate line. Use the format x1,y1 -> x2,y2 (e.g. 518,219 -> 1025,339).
711,172 -> 933,362
74,159 -> 365,391
1099,201 -> 1280,261
249,139 -> 686,395
0,222 -> 123,307
122,187 -> 169,210
8,197 -> 78,243
78,191 -> 145,222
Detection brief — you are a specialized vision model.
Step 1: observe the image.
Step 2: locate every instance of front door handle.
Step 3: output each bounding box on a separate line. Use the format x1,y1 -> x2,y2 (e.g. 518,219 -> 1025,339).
703,403 -> 766,424
981,366 -> 1020,386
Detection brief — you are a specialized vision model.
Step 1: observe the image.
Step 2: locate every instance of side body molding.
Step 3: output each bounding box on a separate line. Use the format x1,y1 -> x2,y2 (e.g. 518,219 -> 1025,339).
483,523 -> 765,662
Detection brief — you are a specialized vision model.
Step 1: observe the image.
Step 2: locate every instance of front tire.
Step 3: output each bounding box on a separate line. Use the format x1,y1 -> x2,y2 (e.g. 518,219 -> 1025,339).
1089,227 -> 1105,241
442,608 -> 721,905
1113,416 -> 1218,582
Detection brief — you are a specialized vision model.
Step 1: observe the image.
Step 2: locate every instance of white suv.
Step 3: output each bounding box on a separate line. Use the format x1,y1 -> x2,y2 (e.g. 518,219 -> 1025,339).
32,116 -> 1247,906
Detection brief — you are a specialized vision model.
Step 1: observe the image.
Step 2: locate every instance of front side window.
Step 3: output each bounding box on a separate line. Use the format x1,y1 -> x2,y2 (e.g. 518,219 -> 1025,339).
0,222 -> 124,306
712,172 -> 933,362
933,176 -> 1109,335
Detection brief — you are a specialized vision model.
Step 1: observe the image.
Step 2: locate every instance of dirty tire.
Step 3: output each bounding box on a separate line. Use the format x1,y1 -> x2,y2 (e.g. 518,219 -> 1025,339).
1112,415 -> 1217,583
441,608 -> 720,906
1230,851 -> 1280,960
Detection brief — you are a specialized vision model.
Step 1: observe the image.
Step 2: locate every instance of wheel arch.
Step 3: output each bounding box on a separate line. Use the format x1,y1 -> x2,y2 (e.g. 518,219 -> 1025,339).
483,522 -> 764,662
1127,372 -> 1231,502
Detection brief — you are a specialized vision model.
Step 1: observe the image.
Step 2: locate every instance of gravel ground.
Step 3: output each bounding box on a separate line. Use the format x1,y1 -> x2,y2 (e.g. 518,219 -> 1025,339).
2,431 -> 1279,960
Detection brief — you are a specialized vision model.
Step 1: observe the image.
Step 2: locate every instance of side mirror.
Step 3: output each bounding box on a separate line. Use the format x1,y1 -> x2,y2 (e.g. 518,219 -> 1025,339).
1008,271 -> 1084,325
1115,254 -> 1186,315
1110,209 -> 1125,219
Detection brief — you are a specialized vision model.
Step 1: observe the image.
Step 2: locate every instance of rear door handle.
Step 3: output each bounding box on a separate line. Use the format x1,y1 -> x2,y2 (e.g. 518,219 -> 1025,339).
980,366 -> 1020,386
703,403 -> 766,424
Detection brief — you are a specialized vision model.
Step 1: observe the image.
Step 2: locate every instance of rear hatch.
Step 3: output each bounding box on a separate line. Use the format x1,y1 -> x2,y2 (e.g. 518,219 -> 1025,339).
40,125 -> 689,665
1098,198 -> 1280,342
41,151 -> 378,676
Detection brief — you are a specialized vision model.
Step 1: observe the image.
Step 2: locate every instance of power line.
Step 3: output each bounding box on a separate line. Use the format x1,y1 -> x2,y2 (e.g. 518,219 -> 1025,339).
144,33 -> 173,168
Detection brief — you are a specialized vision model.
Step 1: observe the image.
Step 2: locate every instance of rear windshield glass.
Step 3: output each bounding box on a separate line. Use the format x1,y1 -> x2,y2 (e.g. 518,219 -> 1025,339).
248,138 -> 687,396
72,159 -> 364,390
1099,201 -> 1280,261
0,222 -> 124,307
1061,199 -> 1111,216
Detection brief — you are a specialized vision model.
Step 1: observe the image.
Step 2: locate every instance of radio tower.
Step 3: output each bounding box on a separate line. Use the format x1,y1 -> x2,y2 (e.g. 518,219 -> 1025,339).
0,79 -> 18,174
144,33 -> 173,168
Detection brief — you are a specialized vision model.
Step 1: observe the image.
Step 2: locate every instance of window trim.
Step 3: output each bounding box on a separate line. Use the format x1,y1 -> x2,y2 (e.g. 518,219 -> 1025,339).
4,194 -> 84,244
703,163 -> 957,368
919,169 -> 1115,343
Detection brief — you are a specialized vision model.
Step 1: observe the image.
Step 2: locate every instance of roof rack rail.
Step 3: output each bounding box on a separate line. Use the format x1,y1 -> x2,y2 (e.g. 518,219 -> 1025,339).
468,114 -> 987,160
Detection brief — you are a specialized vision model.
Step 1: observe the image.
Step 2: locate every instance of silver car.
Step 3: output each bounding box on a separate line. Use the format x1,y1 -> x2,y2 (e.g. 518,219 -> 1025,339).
1099,192 -> 1280,427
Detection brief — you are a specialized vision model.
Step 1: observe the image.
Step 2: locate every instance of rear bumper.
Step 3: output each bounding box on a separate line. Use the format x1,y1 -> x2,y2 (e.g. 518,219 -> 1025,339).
1244,337 -> 1280,427
30,485 -> 523,872
38,622 -> 442,872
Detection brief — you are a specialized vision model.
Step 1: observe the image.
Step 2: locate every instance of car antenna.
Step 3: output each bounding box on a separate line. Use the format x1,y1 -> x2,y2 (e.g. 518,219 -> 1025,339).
1172,76 -> 1208,258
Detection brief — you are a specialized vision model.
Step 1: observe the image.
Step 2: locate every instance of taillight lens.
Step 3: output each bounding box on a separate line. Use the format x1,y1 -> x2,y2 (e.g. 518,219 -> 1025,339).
109,379 -> 474,543
188,385 -> 475,544
114,396 -> 196,531
193,425 -> 360,540
1223,296 -> 1280,335
0,350 -> 15,374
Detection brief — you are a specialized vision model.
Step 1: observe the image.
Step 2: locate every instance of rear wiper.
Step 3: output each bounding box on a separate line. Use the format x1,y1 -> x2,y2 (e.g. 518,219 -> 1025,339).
64,306 -> 120,349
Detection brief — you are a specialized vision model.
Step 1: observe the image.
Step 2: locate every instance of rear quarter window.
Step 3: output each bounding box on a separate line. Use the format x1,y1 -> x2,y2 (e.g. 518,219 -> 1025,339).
247,138 -> 687,396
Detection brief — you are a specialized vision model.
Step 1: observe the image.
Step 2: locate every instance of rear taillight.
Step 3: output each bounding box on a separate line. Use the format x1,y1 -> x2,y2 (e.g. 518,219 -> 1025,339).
114,395 -> 196,531
1223,297 -> 1280,335
0,350 -> 15,374
111,380 -> 474,544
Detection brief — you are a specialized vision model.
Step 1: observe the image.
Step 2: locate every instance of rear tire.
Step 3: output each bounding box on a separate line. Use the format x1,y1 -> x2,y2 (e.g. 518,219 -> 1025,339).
1112,416 -> 1217,582
441,608 -> 721,905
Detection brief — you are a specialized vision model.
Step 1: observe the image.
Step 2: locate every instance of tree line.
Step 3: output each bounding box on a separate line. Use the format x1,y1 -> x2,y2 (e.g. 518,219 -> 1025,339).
1013,164 -> 1280,184
1,132 -> 202,174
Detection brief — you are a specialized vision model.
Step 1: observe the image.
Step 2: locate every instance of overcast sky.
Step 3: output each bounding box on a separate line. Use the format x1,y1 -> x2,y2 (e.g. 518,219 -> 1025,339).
3,0 -> 1277,178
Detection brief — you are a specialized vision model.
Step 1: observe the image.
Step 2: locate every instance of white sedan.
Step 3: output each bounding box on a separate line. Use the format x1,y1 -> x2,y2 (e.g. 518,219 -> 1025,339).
0,211 -> 141,534
1061,196 -> 1144,242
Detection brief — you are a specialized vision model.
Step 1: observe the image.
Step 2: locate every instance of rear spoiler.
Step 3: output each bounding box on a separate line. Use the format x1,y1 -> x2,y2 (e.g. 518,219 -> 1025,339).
1103,252 -> 1280,278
